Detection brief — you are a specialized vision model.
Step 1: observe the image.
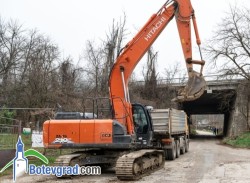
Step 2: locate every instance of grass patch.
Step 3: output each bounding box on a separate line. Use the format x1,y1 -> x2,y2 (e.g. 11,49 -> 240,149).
223,132 -> 250,148
0,167 -> 12,177
190,128 -> 198,135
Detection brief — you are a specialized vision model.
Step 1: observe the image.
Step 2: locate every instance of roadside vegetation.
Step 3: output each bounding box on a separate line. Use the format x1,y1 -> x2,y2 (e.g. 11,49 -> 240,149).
223,132 -> 250,148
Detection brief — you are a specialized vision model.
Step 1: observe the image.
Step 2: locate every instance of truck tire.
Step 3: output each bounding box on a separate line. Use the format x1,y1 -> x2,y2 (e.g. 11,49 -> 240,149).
185,139 -> 189,152
167,141 -> 176,160
180,141 -> 186,155
164,149 -> 169,160
176,140 -> 180,158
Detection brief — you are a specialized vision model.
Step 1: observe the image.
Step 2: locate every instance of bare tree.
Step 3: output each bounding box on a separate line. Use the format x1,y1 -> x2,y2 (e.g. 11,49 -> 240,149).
205,5 -> 250,80
0,18 -> 64,125
100,15 -> 127,93
143,47 -> 158,99
57,57 -> 84,110
60,57 -> 76,93
0,18 -> 61,109
0,19 -> 25,87
83,40 -> 104,96
82,14 -> 127,96
21,33 -> 59,108
164,62 -> 186,84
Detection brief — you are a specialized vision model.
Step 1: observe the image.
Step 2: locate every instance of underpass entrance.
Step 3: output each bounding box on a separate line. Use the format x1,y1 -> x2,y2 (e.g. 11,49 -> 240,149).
180,88 -> 236,138
190,114 -> 224,137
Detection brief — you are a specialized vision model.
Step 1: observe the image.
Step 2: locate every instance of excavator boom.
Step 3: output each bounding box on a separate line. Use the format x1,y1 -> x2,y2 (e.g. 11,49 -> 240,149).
109,0 -> 206,132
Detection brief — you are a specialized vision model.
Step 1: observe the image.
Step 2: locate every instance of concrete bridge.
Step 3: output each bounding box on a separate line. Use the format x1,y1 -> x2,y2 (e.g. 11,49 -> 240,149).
170,76 -> 249,137
133,75 -> 250,137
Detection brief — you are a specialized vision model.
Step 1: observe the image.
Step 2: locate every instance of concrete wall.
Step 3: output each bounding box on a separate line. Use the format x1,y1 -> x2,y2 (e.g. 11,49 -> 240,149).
248,98 -> 250,131
228,82 -> 250,137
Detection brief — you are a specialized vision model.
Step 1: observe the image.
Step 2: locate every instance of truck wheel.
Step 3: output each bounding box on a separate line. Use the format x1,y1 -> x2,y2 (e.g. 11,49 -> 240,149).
164,149 -> 169,160
180,142 -> 186,155
176,140 -> 180,158
167,141 -> 176,160
185,139 -> 189,152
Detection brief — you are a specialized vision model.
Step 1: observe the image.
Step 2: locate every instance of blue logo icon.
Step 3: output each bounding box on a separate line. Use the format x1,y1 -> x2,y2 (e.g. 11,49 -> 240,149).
0,135 -> 49,182
13,136 -> 28,181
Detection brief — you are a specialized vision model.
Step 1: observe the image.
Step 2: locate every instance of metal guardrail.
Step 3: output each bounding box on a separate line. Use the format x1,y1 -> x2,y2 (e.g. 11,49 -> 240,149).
130,74 -> 244,87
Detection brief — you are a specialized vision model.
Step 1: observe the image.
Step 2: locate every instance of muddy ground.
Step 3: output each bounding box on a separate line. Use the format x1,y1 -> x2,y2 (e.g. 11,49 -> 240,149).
1,139 -> 250,183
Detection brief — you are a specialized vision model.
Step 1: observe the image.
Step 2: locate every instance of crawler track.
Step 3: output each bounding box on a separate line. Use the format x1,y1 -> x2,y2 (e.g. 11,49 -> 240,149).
115,149 -> 165,180
53,153 -> 82,167
53,149 -> 164,180
53,153 -> 82,178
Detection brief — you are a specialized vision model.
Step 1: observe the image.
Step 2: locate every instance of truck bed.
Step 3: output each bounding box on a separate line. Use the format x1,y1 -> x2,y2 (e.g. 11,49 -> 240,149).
150,108 -> 187,135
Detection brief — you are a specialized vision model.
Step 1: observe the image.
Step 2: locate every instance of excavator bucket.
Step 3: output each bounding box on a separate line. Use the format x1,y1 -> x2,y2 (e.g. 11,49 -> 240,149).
172,71 -> 206,102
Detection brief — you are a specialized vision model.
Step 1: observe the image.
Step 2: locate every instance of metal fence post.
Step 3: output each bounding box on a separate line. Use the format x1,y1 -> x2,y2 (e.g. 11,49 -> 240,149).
18,120 -> 22,136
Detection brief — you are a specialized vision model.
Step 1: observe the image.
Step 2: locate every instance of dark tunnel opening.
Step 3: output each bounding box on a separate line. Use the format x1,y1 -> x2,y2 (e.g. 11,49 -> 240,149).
179,89 -> 236,139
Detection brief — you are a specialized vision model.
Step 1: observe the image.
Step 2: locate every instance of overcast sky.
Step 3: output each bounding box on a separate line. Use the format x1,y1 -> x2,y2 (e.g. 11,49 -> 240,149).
1,0 -> 249,78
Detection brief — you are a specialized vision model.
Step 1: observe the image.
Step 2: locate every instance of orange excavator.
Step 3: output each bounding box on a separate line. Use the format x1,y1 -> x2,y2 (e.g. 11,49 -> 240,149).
43,0 -> 206,180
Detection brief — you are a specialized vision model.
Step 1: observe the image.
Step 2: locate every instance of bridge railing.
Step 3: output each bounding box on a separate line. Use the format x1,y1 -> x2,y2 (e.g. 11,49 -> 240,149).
130,74 -> 244,87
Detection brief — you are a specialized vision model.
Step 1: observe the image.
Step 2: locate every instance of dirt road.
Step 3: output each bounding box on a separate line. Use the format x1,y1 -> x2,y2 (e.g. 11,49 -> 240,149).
2,139 -> 250,183
196,129 -> 214,136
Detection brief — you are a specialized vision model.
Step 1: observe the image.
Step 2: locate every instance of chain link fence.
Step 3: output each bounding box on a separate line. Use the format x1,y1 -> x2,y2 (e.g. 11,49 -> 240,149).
0,117 -> 21,168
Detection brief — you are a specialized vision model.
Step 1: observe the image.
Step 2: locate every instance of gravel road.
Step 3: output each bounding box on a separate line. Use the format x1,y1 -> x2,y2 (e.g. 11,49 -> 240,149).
1,139 -> 250,183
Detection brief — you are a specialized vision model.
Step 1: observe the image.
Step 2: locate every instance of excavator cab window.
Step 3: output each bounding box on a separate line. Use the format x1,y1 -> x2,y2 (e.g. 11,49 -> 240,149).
132,104 -> 149,134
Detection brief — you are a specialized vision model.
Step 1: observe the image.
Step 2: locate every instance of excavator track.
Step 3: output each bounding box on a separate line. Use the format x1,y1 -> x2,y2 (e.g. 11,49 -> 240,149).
115,149 -> 165,180
53,150 -> 164,180
54,153 -> 82,166
53,153 -> 82,178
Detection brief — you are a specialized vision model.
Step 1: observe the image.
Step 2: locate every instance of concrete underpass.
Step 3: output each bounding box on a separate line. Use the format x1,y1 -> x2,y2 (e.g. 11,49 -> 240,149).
178,80 -> 240,137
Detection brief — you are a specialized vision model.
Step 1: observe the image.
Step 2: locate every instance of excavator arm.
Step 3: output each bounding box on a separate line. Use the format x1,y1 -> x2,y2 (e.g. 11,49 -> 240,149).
109,0 -> 206,134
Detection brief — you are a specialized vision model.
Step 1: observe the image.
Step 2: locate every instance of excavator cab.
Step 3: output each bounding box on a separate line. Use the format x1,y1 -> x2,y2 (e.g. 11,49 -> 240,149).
132,104 -> 153,145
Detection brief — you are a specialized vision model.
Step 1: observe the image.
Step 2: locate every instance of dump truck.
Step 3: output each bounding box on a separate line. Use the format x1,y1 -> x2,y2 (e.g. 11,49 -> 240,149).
150,108 -> 189,160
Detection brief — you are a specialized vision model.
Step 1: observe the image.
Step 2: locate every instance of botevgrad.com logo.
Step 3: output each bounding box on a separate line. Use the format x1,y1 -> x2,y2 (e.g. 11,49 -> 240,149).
0,136 -> 101,182
29,164 -> 101,177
